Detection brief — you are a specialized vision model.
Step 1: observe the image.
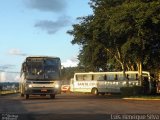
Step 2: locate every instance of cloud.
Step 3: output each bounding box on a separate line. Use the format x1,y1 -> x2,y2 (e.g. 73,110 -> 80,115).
8,48 -> 27,56
25,0 -> 66,13
35,16 -> 71,34
0,64 -> 15,71
0,72 -> 6,82
24,0 -> 71,34
0,72 -> 20,82
62,57 -> 79,67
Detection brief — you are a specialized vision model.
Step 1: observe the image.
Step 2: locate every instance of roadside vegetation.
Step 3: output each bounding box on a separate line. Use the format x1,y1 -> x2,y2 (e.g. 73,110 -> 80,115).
0,82 -> 19,95
67,0 -> 160,78
64,0 -> 160,96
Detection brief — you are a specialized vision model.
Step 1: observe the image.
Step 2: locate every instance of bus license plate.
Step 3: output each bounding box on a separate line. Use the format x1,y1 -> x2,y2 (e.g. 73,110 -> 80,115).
41,89 -> 47,92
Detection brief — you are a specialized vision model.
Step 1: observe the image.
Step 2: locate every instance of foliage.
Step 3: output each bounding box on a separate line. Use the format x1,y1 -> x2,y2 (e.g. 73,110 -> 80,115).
61,67 -> 76,80
67,0 -> 160,72
61,66 -> 86,81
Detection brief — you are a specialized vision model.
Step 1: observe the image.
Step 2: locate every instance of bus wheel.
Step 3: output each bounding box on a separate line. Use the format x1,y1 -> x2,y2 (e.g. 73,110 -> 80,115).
92,88 -> 98,95
50,94 -> 55,99
100,93 -> 105,96
26,94 -> 29,99
21,93 -> 24,97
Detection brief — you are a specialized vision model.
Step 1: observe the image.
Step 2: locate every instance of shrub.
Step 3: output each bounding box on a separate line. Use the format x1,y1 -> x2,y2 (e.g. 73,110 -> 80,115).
120,86 -> 143,96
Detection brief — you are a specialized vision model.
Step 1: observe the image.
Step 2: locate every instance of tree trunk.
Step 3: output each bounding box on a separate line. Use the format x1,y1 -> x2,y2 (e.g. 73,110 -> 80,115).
106,48 -> 129,86
138,61 -> 142,86
121,62 -> 129,86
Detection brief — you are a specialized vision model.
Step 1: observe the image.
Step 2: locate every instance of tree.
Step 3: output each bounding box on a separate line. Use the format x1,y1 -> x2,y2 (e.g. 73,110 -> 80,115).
67,0 -> 160,83
104,0 -> 160,83
67,15 -> 108,71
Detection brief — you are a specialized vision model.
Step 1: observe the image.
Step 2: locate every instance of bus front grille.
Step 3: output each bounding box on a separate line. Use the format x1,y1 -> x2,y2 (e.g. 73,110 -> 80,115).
32,90 -> 53,93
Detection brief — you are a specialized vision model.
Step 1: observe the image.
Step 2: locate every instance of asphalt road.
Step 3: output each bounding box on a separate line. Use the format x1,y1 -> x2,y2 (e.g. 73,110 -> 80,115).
0,93 -> 160,120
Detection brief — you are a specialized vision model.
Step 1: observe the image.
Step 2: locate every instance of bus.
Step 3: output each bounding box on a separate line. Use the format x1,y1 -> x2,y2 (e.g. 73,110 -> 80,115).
70,71 -> 152,95
19,56 -> 61,99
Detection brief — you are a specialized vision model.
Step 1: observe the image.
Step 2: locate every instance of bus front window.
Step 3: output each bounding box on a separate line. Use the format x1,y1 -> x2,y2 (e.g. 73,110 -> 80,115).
25,58 -> 60,80
44,65 -> 59,79
26,61 -> 44,79
44,59 -> 60,80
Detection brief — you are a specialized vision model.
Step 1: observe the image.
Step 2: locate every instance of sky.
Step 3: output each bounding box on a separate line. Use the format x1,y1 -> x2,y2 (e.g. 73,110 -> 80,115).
0,0 -> 93,75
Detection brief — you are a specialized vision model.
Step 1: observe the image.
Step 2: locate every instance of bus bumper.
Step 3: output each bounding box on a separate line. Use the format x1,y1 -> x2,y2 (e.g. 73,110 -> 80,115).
25,88 -> 59,95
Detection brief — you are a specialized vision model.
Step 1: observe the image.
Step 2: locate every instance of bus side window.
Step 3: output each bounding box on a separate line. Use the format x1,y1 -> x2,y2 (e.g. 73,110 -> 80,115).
108,75 -> 114,80
83,75 -> 87,80
76,75 -> 83,81
118,74 -> 124,80
130,74 -> 135,80
99,75 -> 105,80
93,74 -> 105,81
83,75 -> 92,81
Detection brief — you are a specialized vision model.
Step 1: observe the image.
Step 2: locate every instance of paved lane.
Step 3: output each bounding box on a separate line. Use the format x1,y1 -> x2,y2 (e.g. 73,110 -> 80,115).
0,93 -> 160,120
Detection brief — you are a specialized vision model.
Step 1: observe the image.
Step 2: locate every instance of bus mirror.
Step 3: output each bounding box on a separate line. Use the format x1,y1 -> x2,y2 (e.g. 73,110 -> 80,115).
23,67 -> 26,72
23,62 -> 27,72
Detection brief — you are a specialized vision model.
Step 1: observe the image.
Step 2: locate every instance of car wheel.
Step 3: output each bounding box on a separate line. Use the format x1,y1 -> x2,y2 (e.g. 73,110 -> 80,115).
50,94 -> 55,99
26,94 -> 29,99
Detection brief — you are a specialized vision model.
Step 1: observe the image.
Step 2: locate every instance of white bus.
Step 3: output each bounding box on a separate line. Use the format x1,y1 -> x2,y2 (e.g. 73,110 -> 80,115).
70,71 -> 151,95
19,56 -> 61,99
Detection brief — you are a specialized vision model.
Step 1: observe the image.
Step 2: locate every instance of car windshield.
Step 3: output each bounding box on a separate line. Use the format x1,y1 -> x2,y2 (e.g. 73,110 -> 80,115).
25,58 -> 60,80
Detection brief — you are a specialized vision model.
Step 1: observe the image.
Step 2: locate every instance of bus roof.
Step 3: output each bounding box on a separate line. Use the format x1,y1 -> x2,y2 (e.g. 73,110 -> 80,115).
26,56 -> 60,59
21,56 -> 60,63
74,71 -> 150,75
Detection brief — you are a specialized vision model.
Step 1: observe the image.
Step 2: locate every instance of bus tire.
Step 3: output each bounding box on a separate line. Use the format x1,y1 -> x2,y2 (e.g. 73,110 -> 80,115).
91,88 -> 99,95
50,94 -> 55,99
26,94 -> 29,99
100,93 -> 105,96
21,93 -> 24,97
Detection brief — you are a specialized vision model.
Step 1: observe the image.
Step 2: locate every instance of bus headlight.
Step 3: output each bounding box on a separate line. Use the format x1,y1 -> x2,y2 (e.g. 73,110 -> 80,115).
55,84 -> 59,88
28,84 -> 33,88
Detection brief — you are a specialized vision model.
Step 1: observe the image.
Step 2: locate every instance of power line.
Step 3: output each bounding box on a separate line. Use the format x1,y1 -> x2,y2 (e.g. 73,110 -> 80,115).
0,71 -> 19,73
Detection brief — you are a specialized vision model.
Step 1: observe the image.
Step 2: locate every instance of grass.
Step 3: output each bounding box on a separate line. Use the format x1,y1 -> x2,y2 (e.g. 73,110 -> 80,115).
125,95 -> 160,99
0,90 -> 18,95
103,93 -> 160,99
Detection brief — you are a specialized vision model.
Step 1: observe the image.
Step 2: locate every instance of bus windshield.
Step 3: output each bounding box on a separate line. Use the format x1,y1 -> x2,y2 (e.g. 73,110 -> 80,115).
25,58 -> 60,80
